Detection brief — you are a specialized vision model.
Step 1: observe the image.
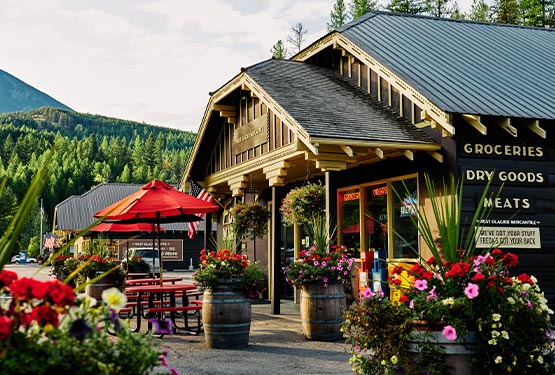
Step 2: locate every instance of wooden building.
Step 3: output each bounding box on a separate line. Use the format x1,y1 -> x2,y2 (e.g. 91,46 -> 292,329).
182,12 -> 555,312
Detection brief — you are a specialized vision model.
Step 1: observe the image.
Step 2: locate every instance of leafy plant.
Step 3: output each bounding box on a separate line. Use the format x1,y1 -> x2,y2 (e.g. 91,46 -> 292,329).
284,245 -> 355,287
231,203 -> 271,241
280,182 -> 325,226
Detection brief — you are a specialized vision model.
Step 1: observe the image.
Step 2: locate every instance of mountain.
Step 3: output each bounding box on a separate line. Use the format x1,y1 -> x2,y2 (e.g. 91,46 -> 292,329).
0,69 -> 71,113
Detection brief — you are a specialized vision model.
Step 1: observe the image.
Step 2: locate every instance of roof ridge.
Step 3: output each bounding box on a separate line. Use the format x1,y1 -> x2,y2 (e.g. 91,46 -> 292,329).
340,10 -> 555,33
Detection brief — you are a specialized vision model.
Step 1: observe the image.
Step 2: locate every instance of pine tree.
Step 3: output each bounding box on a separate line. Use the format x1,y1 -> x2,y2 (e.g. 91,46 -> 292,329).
287,23 -> 308,54
467,0 -> 491,21
328,0 -> 350,31
425,0 -> 457,17
350,0 -> 379,20
270,40 -> 288,59
494,0 -> 520,23
387,0 -> 426,14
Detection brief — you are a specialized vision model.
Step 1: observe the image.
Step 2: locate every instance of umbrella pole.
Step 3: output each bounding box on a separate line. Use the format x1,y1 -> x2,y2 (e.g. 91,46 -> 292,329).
157,212 -> 163,285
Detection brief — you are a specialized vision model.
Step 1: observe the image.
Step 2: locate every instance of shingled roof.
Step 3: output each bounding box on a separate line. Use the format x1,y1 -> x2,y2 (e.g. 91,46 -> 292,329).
244,59 -> 435,144
337,12 -> 555,119
54,183 -> 192,232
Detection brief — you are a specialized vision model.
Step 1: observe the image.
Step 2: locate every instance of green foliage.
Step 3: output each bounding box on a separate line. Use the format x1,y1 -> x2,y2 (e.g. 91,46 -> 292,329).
270,40 -> 288,59
0,107 -> 195,252
328,0 -> 350,31
350,0 -> 379,20
386,0 -> 426,14
281,182 -> 326,226
231,203 -> 271,241
244,261 -> 268,299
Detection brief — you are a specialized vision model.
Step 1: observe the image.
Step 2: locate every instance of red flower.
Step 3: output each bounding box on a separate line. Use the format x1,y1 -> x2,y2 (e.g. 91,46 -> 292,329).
46,280 -> 75,307
472,273 -> 485,282
392,278 -> 402,285
517,273 -> 534,285
485,257 -> 496,265
502,253 -> 519,268
0,316 -> 12,340
27,305 -> 60,327
492,248 -> 502,256
427,257 -> 436,265
0,269 -> 18,288
399,295 -> 409,303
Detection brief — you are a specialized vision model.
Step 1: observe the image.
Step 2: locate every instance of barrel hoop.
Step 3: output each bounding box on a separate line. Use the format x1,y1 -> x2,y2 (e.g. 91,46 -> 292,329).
301,318 -> 344,324
204,322 -> 251,329
301,293 -> 345,299
203,298 -> 249,304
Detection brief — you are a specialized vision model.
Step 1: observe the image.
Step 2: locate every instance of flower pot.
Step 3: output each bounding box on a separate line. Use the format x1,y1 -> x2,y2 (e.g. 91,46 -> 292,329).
85,272 -> 118,300
300,282 -> 346,341
202,278 -> 251,349
408,324 -> 478,375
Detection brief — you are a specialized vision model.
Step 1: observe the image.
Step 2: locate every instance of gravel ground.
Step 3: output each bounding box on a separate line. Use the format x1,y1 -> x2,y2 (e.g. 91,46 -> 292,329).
159,303 -> 353,375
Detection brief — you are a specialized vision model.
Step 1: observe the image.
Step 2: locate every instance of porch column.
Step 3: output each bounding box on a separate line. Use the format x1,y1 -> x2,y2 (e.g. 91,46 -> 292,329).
271,185 -> 286,315
203,212 -> 212,251
325,171 -> 338,241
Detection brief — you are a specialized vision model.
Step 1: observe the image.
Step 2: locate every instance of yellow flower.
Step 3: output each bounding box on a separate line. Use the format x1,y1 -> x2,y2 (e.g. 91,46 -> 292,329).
101,287 -> 128,311
390,355 -> 398,364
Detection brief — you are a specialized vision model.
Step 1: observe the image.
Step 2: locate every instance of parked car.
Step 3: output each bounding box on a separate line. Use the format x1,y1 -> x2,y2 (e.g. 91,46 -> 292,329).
122,248 -> 160,274
11,254 -> 37,263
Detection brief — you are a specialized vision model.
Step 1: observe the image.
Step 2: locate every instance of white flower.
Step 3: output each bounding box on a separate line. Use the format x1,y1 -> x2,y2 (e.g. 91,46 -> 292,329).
507,297 -> 516,304
491,330 -> 500,338
488,339 -> 498,345
441,297 -> 455,305
501,331 -> 509,340
494,356 -> 503,364
538,355 -> 544,364
492,313 -> 501,321
381,360 -> 386,366
101,287 -> 128,311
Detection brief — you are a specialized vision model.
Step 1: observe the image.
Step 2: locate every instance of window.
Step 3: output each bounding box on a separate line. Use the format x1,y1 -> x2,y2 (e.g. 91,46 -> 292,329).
338,175 -> 418,260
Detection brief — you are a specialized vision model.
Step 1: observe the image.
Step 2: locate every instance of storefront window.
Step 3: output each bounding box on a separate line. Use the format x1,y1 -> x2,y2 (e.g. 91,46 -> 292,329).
339,188 -> 360,258
391,178 -> 418,259
365,183 -> 388,258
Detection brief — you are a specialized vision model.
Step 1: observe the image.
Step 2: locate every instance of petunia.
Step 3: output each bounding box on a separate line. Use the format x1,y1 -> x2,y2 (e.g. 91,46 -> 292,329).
69,318 -> 93,341
464,283 -> 479,299
414,279 -> 428,290
442,325 -> 457,341
149,318 -> 174,335
360,288 -> 374,299
102,287 -> 128,312
494,356 -> 503,364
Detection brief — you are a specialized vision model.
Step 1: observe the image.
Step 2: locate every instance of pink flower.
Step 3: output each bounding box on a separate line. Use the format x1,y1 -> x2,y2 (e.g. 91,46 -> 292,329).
442,325 -> 457,341
414,279 -> 428,290
464,282 -> 479,299
321,261 -> 327,267
313,260 -> 319,266
360,288 -> 374,299
426,286 -> 437,302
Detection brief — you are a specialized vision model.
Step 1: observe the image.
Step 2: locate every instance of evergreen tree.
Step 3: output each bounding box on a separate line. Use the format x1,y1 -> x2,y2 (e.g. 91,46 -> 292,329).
467,0 -> 492,21
2,134 -> 15,164
120,164 -> 132,183
270,40 -> 288,59
494,0 -> 520,23
387,0 -> 426,14
328,0 -> 350,31
519,0 -> 555,26
350,0 -> 379,20
425,0 -> 456,17
0,185 -> 18,236
287,23 -> 308,54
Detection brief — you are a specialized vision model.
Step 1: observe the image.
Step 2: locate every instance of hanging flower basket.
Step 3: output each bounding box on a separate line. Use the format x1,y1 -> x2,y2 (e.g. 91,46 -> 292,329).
230,203 -> 271,241
281,182 -> 325,226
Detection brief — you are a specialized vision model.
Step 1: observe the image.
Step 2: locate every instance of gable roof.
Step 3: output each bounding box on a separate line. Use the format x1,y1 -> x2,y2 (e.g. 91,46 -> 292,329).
336,12 -> 555,119
54,183 -> 193,232
244,59 -> 435,144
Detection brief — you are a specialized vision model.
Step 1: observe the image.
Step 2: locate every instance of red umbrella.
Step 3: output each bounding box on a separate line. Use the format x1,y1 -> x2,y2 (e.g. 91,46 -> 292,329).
94,179 -> 218,223
93,179 -> 219,281
90,222 -> 166,233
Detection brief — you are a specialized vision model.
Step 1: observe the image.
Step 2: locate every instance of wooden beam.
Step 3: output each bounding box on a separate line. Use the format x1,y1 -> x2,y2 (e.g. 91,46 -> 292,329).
219,110 -> 236,118
315,160 -> 347,171
213,104 -> 235,111
340,145 -> 354,157
374,148 -> 384,159
403,150 -> 414,161
522,119 -> 546,139
415,120 -> 431,128
427,151 -> 443,163
461,114 -> 487,135
494,117 -> 517,137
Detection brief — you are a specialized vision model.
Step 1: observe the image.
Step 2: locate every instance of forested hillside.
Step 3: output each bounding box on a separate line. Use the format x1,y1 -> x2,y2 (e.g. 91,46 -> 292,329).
0,106 -> 196,255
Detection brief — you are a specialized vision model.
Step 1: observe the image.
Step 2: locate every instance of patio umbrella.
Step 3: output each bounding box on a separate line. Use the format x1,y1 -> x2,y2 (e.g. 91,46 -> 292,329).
93,179 -> 219,281
90,222 -> 166,233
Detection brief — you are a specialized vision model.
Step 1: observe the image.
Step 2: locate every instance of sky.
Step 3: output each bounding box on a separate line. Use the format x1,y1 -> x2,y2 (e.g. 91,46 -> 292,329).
2,0 -> 474,133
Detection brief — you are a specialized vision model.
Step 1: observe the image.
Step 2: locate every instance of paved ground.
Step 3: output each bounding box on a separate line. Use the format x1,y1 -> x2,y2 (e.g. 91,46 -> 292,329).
5,264 -> 354,375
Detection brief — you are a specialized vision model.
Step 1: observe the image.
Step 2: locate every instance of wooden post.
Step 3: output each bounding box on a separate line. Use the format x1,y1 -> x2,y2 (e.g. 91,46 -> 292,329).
325,171 -> 338,242
271,186 -> 285,315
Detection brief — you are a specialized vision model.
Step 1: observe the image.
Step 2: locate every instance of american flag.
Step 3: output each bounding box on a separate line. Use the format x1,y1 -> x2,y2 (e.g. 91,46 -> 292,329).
43,236 -> 56,250
187,181 -> 213,239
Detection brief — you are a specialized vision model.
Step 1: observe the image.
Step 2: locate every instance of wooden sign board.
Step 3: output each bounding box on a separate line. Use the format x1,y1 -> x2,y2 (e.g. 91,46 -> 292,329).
233,114 -> 268,155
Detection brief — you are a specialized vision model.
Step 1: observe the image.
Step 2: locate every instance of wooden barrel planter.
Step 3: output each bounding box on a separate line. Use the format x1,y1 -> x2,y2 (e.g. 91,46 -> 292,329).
202,278 -> 251,349
408,326 -> 477,375
85,272 -> 118,300
300,282 -> 346,341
